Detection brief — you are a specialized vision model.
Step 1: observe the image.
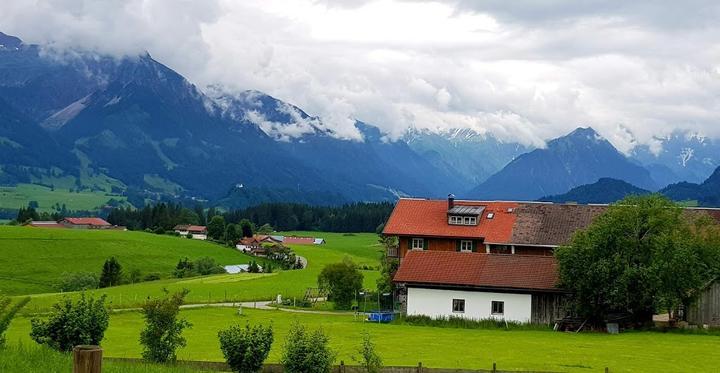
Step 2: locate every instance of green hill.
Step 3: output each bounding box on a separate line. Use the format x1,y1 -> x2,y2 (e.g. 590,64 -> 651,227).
0,226 -> 255,295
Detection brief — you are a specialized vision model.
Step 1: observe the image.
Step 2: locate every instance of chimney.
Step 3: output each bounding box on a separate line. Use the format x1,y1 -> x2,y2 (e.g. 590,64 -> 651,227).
447,194 -> 455,210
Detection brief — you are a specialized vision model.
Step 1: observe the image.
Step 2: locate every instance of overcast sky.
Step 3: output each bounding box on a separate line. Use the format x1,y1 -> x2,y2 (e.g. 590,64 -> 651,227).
2,0 -> 720,151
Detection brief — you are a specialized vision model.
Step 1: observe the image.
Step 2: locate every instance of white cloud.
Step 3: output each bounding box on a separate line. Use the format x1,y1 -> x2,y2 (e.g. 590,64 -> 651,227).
2,0 -> 720,151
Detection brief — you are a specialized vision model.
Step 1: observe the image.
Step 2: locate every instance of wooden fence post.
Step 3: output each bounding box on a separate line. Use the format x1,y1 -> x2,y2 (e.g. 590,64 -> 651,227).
605,368 -> 609,373
417,361 -> 423,373
73,345 -> 102,373
340,360 -> 345,373
492,362 -> 497,373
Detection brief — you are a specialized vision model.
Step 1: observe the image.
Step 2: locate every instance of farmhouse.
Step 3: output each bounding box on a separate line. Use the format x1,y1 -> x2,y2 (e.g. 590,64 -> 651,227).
385,195 -> 720,324
26,221 -> 65,228
394,250 -> 564,323
60,217 -> 114,229
173,225 -> 208,240
236,235 -> 282,255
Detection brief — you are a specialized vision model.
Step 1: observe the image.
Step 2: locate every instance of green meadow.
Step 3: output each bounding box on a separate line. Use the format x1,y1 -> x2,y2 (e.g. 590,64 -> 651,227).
5,307 -> 720,373
0,226 -> 257,295
0,183 -> 127,212
0,227 -> 382,311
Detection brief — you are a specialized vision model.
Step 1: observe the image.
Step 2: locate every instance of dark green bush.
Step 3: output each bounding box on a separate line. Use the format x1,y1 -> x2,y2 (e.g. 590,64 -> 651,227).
218,323 -> 273,373
30,294 -> 109,352
139,290 -> 192,363
281,322 -> 335,373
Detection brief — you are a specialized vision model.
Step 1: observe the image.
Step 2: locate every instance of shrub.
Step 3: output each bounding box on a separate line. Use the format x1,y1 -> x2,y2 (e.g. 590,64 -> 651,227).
153,227 -> 165,235
139,290 -> 192,363
281,322 -> 335,373
248,260 -> 260,273
318,258 -> 363,310
353,332 -> 382,373
194,257 -> 225,275
173,257 -> 195,278
30,294 -> 109,352
218,323 -> 274,373
144,272 -> 162,282
99,257 -> 123,288
0,296 -> 30,347
57,272 -> 99,292
186,233 -> 193,239
128,268 -> 143,284
397,315 -> 550,331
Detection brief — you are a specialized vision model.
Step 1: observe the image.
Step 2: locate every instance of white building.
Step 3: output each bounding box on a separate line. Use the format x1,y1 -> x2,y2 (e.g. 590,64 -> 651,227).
393,251 -> 565,324
173,225 -> 208,240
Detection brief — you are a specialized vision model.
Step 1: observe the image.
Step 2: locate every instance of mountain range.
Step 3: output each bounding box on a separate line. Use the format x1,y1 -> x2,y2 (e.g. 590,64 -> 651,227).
1,31 -> 719,208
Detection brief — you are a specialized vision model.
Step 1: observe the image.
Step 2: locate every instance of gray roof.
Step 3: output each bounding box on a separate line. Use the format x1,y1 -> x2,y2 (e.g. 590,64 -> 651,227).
448,205 -> 485,216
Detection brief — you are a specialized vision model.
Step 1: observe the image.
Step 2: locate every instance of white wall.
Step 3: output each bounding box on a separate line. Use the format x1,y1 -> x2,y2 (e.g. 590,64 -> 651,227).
406,287 -> 532,323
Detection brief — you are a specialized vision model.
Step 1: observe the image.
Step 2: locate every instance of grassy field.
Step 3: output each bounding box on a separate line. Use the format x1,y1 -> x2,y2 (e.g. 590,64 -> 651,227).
3,229 -> 382,312
6,307 -> 720,373
0,183 -> 127,212
0,226 -> 258,295
0,344 -> 211,373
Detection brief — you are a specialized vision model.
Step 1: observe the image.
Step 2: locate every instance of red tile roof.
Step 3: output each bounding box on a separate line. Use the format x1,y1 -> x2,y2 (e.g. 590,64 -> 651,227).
393,250 -> 559,292
283,236 -> 315,245
382,199 -> 518,242
63,217 -> 111,226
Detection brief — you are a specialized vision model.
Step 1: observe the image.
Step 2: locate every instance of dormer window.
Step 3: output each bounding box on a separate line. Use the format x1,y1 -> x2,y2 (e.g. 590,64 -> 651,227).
447,205 -> 484,226
487,213 -> 494,219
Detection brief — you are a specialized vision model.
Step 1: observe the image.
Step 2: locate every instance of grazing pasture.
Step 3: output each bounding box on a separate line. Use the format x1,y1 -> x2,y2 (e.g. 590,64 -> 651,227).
6,307 -> 720,373
1,228 -> 382,311
0,226 -> 257,295
0,183 -> 127,213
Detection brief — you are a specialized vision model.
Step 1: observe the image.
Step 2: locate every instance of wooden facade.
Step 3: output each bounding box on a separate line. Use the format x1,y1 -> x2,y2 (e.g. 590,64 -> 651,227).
395,236 -> 554,259
688,281 -> 720,327
531,293 -> 569,325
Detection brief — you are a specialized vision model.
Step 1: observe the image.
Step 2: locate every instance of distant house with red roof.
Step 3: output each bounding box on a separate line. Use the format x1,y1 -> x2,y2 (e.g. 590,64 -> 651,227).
60,217 -> 114,229
173,225 -> 208,240
236,235 -> 282,255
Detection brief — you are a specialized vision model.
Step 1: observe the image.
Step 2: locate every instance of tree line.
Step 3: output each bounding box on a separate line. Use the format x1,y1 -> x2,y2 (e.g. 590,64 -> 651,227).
106,201 -> 393,233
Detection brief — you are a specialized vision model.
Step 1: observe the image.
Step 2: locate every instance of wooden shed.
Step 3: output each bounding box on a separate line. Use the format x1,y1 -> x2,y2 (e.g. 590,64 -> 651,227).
688,280 -> 720,327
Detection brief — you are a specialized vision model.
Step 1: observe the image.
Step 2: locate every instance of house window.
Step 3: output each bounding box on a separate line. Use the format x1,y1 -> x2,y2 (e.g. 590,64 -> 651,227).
448,215 -> 477,226
487,212 -> 494,219
452,299 -> 465,313
491,301 -> 504,315
459,240 -> 473,252
411,238 -> 424,250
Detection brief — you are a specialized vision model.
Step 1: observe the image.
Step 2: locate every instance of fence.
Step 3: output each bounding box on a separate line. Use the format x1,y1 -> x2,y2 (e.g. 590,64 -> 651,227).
101,356 -> 579,373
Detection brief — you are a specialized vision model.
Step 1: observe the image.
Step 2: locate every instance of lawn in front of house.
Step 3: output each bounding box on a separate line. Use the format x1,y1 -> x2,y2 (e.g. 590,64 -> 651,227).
6,307 -> 720,373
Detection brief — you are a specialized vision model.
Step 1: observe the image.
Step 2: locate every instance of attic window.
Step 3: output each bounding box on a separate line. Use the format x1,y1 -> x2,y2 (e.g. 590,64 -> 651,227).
449,215 -> 477,226
487,213 -> 495,219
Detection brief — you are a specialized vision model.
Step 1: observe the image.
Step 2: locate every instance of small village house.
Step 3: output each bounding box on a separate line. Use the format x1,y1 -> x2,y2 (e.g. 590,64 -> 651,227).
236,235 -> 282,255
173,225 -> 208,240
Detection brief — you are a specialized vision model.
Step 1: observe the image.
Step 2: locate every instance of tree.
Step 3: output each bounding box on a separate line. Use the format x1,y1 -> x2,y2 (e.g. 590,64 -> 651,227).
225,223 -> 240,245
99,257 -> 123,288
208,215 -> 226,240
16,205 -> 39,223
194,257 -> 226,275
57,272 -> 99,292
218,323 -> 274,373
239,219 -> 254,238
281,322 -> 335,373
30,294 -> 109,352
173,257 -> 195,278
556,195 -> 720,325
256,223 -> 274,235
353,332 -> 382,373
139,290 -> 192,363
318,258 -> 363,310
0,296 -> 30,347
248,260 -> 260,273
376,236 -> 399,295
